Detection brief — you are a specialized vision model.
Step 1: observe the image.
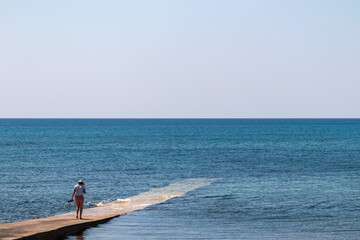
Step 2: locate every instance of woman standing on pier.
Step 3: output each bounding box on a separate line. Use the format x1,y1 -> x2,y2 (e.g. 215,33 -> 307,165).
70,180 -> 86,219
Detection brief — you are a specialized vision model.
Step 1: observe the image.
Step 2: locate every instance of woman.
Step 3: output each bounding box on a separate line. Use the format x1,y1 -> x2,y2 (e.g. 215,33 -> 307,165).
70,179 -> 86,219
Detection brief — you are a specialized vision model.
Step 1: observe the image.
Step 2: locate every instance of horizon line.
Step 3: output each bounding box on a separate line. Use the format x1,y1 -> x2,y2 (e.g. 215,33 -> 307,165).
1,118 -> 360,120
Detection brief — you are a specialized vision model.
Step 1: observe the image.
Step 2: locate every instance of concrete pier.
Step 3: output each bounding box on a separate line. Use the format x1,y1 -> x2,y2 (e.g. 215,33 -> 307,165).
0,214 -> 122,240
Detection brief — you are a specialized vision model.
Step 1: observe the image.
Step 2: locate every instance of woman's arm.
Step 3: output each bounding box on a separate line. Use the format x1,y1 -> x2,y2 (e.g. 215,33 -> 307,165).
70,189 -> 76,200
83,188 -> 86,194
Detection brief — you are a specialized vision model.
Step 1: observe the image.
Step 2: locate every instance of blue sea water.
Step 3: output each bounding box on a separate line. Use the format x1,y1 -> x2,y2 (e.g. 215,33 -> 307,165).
1,119 -> 360,239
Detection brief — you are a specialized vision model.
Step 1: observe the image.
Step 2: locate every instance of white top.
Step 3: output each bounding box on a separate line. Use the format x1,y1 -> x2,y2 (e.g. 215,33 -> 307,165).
74,184 -> 85,196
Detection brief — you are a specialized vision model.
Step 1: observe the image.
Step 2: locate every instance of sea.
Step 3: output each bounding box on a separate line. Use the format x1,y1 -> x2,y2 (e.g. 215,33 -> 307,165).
0,119 -> 360,239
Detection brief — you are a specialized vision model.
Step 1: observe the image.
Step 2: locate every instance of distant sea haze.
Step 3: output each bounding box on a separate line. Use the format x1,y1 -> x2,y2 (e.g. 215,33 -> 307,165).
1,119 -> 360,239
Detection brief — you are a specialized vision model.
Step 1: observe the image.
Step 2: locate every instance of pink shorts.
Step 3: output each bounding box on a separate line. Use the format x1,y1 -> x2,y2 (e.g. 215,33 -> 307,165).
75,195 -> 84,203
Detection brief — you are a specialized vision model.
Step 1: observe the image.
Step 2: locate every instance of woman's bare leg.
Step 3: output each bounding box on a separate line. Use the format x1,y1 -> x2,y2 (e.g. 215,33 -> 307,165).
75,200 -> 80,219
79,201 -> 84,219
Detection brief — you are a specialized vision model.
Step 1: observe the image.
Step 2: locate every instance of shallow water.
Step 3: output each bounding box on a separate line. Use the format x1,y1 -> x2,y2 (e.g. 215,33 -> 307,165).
61,178 -> 217,217
1,119 -> 360,239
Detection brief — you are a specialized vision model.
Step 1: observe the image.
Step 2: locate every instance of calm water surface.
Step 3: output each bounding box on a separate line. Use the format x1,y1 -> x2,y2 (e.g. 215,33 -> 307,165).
1,119 -> 360,239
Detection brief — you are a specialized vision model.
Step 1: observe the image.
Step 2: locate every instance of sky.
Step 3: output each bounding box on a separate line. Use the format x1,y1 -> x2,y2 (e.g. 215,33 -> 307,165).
0,0 -> 359,118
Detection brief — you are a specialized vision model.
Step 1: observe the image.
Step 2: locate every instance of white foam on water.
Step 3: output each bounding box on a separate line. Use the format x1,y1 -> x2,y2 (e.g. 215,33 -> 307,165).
95,202 -> 105,207
61,178 -> 217,216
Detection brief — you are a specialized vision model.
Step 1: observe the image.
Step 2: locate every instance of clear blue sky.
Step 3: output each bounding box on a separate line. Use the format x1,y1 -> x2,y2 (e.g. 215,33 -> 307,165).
1,0 -> 359,118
